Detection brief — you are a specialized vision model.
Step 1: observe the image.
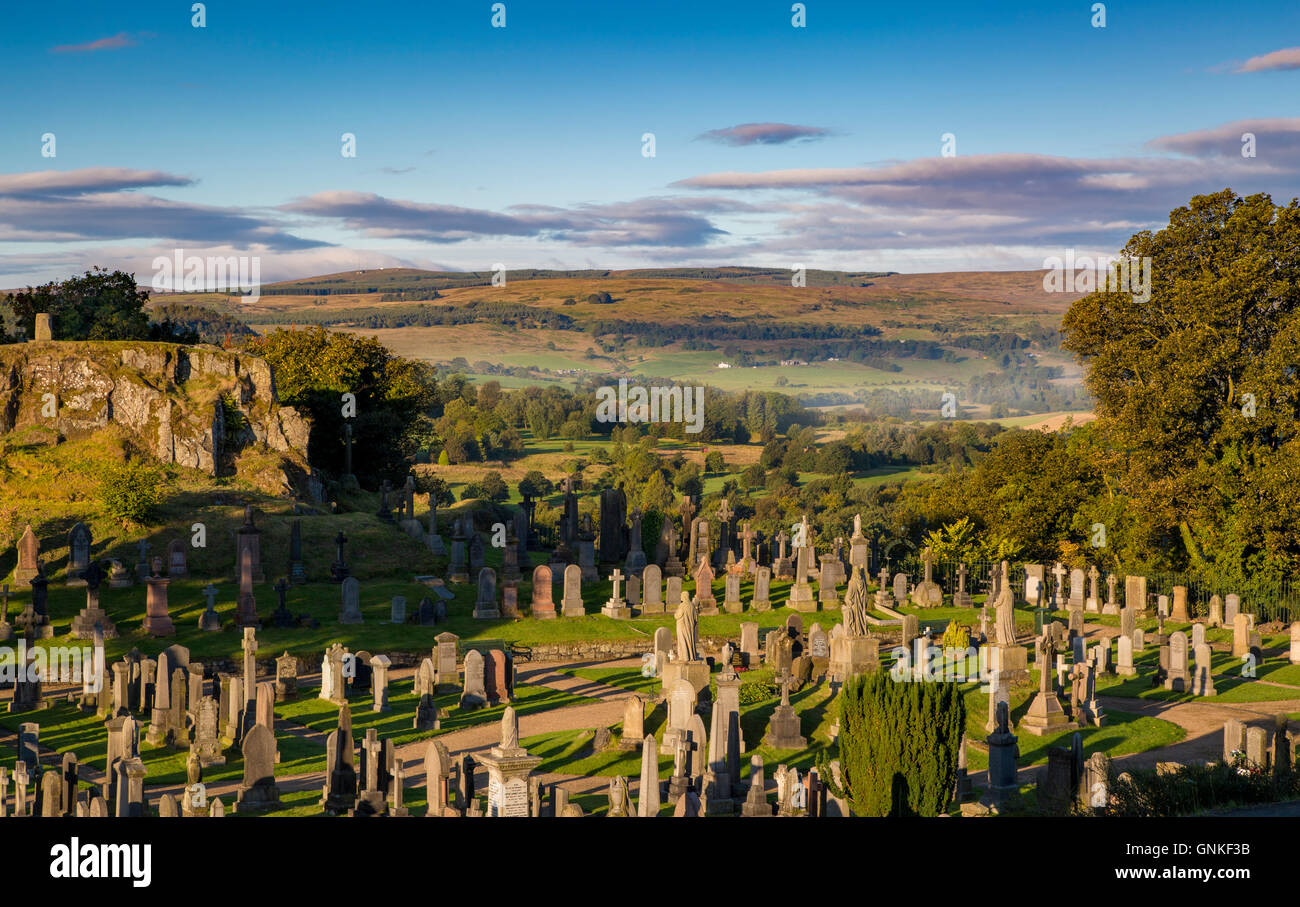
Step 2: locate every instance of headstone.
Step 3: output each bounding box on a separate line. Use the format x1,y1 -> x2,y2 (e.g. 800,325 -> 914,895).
1164,631 -> 1190,692
531,565 -> 555,619
641,563 -> 664,614
460,649 -> 487,710
67,523 -> 93,585
340,576 -> 363,624
561,564 -> 585,617
474,568 -> 500,619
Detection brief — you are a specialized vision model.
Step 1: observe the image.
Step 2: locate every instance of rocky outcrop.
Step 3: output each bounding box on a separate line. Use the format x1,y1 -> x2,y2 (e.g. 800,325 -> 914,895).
0,340 -> 312,491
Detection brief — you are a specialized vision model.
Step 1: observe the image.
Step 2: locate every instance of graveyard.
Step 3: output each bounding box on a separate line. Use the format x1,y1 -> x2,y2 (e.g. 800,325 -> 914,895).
6,432 -> 1300,819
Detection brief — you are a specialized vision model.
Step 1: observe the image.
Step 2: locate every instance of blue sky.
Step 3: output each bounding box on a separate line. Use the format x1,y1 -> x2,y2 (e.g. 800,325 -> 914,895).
1,0 -> 1298,284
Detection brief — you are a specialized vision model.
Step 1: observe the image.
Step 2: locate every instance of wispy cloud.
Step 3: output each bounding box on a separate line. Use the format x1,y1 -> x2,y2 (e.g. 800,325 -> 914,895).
282,191 -> 737,247
1148,117 -> 1300,158
50,32 -> 140,54
696,123 -> 834,146
1235,46 -> 1300,73
0,167 -> 321,250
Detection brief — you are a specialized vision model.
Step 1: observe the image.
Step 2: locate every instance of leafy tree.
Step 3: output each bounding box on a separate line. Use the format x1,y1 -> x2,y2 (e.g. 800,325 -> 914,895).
1062,189 -> 1300,583
517,470 -> 555,500
704,450 -> 726,474
251,326 -> 437,483
7,267 -> 151,340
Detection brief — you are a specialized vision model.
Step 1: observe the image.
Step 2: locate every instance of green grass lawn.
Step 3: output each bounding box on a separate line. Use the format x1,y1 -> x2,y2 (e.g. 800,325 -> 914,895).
963,682 -> 1185,770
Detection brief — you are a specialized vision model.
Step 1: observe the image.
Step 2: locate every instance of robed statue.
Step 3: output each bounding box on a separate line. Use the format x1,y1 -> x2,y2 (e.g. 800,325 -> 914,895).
842,565 -> 869,638
674,590 -> 699,662
994,560 -> 1017,646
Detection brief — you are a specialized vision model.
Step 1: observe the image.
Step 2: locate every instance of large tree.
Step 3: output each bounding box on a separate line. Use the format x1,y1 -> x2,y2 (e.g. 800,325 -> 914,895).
250,326 -> 438,483
7,267 -> 151,340
1062,189 -> 1300,584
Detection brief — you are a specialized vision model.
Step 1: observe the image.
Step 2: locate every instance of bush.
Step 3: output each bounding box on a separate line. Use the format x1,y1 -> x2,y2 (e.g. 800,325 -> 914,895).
1108,759 -> 1300,817
739,679 -> 778,706
99,460 -> 167,525
836,670 -> 965,816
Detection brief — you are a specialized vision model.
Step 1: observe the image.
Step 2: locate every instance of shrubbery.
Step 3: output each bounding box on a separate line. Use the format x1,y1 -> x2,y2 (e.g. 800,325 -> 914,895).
99,460 -> 167,525
835,670 -> 965,816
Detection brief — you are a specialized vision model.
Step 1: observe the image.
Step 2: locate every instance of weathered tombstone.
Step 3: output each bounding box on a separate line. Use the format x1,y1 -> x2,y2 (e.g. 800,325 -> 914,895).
475,568 -> 500,619
434,632 -> 459,690
1232,613 -> 1250,658
460,649 -> 487,710
751,565 -> 771,611
641,563 -> 664,614
1192,643 -> 1217,696
620,695 -> 645,748
723,572 -> 743,614
370,654 -> 392,712
15,525 -> 39,583
66,523 -> 92,586
340,576 -> 363,624
740,621 -> 760,667
1125,574 -> 1147,614
390,596 -> 407,624
1171,585 -> 1190,622
531,565 -> 555,619
1164,631 -> 1190,692
561,564 -> 585,617
1117,635 -> 1136,676
483,649 -> 510,705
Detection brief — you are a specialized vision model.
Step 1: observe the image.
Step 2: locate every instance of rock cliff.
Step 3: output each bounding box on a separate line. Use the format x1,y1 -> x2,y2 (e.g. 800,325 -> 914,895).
0,341 -> 313,491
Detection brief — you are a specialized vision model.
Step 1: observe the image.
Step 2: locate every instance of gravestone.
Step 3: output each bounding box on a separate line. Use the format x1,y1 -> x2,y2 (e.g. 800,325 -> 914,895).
166,538 -> 187,578
723,572 -> 743,614
1164,631 -> 1191,692
740,622 -> 760,667
1192,643 -> 1216,696
751,566 -> 771,611
434,632 -> 459,690
1125,574 -> 1147,614
460,649 -> 487,710
1171,585 -> 1190,622
474,568 -> 500,620
531,565 -> 555,619
66,523 -> 92,586
561,564 -> 585,617
641,563 -> 664,614
340,577 -> 363,624
15,525 -> 39,583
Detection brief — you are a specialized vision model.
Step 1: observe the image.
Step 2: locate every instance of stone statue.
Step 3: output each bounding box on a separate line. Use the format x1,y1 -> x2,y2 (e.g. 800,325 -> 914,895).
500,705 -> 519,751
674,590 -> 698,662
186,748 -> 201,787
994,561 -> 1017,646
842,565 -> 869,637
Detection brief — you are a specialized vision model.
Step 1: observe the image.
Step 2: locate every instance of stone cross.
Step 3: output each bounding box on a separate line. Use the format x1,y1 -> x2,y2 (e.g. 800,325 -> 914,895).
957,562 -> 968,593
716,498 -> 733,524
202,584 -> 217,608
610,569 -> 625,600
